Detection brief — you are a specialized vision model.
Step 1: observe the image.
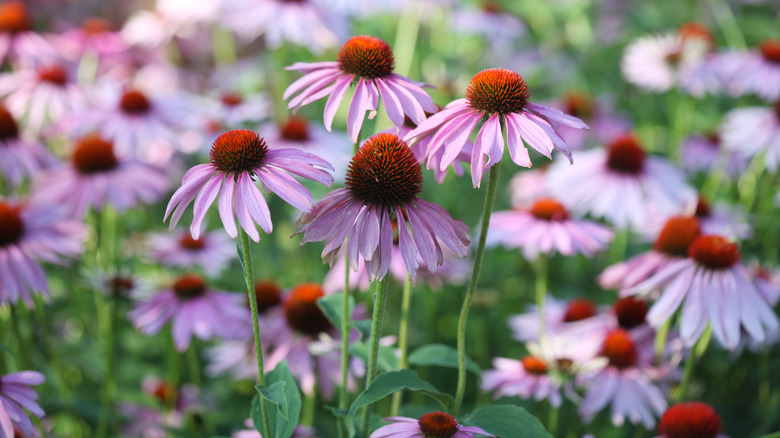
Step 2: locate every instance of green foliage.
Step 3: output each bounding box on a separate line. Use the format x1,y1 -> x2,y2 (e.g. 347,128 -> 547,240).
463,405 -> 553,438
409,343 -> 482,378
252,361 -> 301,438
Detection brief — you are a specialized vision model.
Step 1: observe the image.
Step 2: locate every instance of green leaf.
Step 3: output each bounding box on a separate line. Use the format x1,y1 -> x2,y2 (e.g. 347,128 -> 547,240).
316,293 -> 354,329
346,370 -> 454,437
236,244 -> 245,271
255,381 -> 289,420
463,405 -> 552,438
251,361 -> 301,438
409,344 -> 482,378
352,320 -> 372,341
0,343 -> 13,357
349,342 -> 398,372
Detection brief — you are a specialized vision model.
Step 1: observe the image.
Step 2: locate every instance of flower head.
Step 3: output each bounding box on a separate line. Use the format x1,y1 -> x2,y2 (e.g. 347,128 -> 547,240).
147,229 -> 237,277
405,68 -> 587,188
0,104 -> 52,186
165,129 -> 334,242
284,36 -> 436,142
370,412 -> 493,438
0,371 -> 45,437
482,355 -> 564,407
657,402 -> 727,438
721,102 -> 780,173
298,133 -> 469,280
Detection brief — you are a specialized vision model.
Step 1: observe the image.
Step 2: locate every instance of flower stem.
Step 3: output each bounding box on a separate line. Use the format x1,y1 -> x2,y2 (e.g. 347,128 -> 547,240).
96,299 -> 118,438
534,255 -> 549,342
547,401 -> 559,437
677,324 -> 712,401
454,164 -> 500,415
338,255 -> 351,438
361,277 -> 390,438
654,318 -> 671,364
390,274 -> 413,416
239,228 -> 271,436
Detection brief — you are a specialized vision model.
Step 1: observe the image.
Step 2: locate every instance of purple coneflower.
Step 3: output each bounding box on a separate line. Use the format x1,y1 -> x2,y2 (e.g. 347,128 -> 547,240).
691,196 -> 751,240
625,235 -> 780,349
681,133 -> 748,178
0,371 -> 45,438
509,297 -> 601,343
487,197 -> 614,260
33,134 -> 168,218
370,412 -> 494,438
450,1 -> 527,52
508,169 -> 549,208
284,36 -> 437,143
552,91 -> 632,151
0,60 -> 87,133
657,402 -> 728,438
482,355 -> 564,407
720,100 -> 780,173
235,419 -> 319,438
600,216 -> 702,292
128,274 -> 251,352
0,105 -> 52,186
0,1 -> 54,65
548,134 -> 696,230
405,68 -> 587,187
165,129 -> 334,243
400,114 -> 472,184
54,18 -> 129,60
0,198 -> 85,306
727,39 -> 780,101
298,133 -> 470,281
147,229 -> 237,277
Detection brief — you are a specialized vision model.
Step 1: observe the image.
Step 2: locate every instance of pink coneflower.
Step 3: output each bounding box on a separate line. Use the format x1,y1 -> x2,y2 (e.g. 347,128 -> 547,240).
196,91 -> 270,134
33,134 -> 168,218
487,197 -> 613,260
220,0 -> 347,55
0,371 -> 45,438
621,23 -> 713,93
120,378 -> 200,438
128,274 -> 251,352
0,60 -> 87,133
261,116 -> 352,183
599,216 -> 702,292
692,197 -> 751,240
509,297 -> 601,343
405,68 -> 587,188
0,198 -> 85,306
727,39 -> 780,101
625,235 -> 780,349
578,329 -> 667,428
0,1 -> 54,65
54,18 -> 129,59
720,101 -> 780,173
450,1 -> 527,52
147,229 -> 236,277
657,402 -> 728,438
681,133 -> 748,178
371,412 -> 494,438
235,419 -> 318,438
401,115 -> 472,184
57,85 -> 190,165
165,129 -> 334,243
482,355 -> 564,407
548,134 -> 696,229
508,168 -> 549,208
0,105 -> 52,186
284,35 -> 437,143
298,133 -> 470,281
552,91 -> 632,151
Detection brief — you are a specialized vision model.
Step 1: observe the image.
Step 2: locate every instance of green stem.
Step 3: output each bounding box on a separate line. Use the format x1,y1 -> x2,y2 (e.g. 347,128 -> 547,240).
654,318 -> 671,364
239,228 -> 271,436
338,255 -> 351,438
534,255 -> 549,342
96,299 -> 118,438
454,165 -> 500,415
31,295 -> 73,408
548,402 -> 559,438
390,275 -> 413,416
677,324 -> 712,401
187,345 -> 202,387
361,277 -> 390,438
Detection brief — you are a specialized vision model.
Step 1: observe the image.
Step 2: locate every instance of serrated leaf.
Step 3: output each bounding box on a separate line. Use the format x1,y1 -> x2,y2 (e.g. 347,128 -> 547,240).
409,344 -> 482,378
349,342 -> 398,372
463,405 -> 552,438
346,370 -> 454,437
256,381 -> 288,420
251,361 -> 301,438
316,293 -> 354,330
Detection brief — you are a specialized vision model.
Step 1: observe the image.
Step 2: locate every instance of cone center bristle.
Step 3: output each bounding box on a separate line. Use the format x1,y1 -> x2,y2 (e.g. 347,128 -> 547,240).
120,90 -> 151,115
522,356 -> 548,375
760,39 -> 780,64
466,68 -> 529,115
530,198 -> 569,221
658,402 -> 722,438
345,133 -> 422,209
284,283 -> 332,336
38,65 -> 68,86
337,35 -> 395,79
688,235 -> 740,270
280,116 -> 310,142
613,296 -> 648,329
173,274 -> 206,299
653,216 -> 702,257
253,280 -> 282,313
0,1 -> 30,34
72,135 -> 119,175
606,134 -> 646,174
179,235 -> 205,250
209,129 -> 268,174
601,329 -> 637,369
418,412 -> 460,438
0,202 -> 24,247
0,107 -> 19,141
563,299 -> 597,322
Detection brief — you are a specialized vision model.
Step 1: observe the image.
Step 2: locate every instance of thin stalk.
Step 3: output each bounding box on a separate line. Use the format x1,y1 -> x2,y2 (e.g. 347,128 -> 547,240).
534,255 -> 549,342
654,318 -> 671,364
239,228 -> 271,436
454,165 -> 501,415
31,296 -> 73,407
390,275 -> 413,416
677,325 -> 712,401
361,277 -> 390,438
338,254 -> 351,438
96,299 -> 118,438
547,401 -> 559,438
187,345 -> 216,435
